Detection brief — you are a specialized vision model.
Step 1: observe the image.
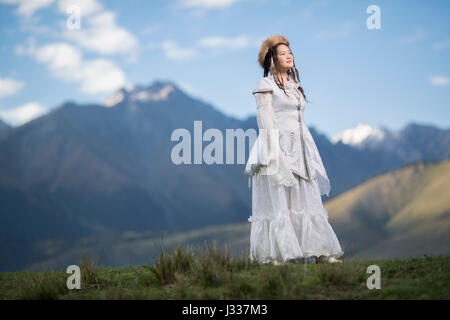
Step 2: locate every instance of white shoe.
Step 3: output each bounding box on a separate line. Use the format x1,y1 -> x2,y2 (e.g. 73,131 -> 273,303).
317,255 -> 343,263
327,256 -> 343,264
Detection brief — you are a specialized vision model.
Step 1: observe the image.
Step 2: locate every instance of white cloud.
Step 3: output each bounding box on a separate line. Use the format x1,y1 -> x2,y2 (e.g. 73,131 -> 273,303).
160,34 -> 258,60
62,10 -> 138,55
21,42 -> 128,94
0,102 -> 48,126
34,42 -> 82,69
4,0 -> 138,56
174,0 -> 242,17
0,1 -> 57,37
429,75 -> 450,87
178,0 -> 241,10
196,34 -> 257,50
77,58 -> 128,94
11,0 -> 135,95
57,0 -> 102,16
0,76 -> 25,98
161,40 -> 197,60
0,0 -> 54,17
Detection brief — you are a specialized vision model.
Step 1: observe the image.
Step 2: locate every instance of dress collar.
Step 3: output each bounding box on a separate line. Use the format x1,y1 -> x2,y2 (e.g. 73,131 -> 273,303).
283,79 -> 299,91
268,73 -> 299,91
267,73 -> 304,106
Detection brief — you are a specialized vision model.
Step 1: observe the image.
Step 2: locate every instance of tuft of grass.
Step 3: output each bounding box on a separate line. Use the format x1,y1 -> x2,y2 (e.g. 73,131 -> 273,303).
315,261 -> 364,287
1,243 -> 449,300
16,262 -> 68,300
76,253 -> 113,290
192,241 -> 234,287
148,241 -> 196,286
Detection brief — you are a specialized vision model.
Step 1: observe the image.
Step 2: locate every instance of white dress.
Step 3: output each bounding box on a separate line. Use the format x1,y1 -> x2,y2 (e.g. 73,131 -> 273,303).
244,74 -> 344,264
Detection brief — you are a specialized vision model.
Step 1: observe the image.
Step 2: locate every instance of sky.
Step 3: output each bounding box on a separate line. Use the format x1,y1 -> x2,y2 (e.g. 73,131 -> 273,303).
0,0 -> 449,140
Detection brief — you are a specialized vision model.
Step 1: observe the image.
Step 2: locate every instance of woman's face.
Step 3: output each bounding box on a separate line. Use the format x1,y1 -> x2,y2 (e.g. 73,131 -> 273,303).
275,44 -> 294,70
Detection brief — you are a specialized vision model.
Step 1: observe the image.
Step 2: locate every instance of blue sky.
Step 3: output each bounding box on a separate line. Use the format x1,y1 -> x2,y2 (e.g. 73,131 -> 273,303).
0,0 -> 449,139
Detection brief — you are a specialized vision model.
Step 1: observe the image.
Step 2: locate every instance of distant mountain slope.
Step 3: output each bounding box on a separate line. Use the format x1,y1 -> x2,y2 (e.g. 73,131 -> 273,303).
326,159 -> 450,259
19,159 -> 450,272
0,118 -> 11,136
23,222 -> 251,271
331,122 -> 450,163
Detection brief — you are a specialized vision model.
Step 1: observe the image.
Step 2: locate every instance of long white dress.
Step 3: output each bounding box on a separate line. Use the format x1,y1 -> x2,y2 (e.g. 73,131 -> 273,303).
244,74 -> 344,264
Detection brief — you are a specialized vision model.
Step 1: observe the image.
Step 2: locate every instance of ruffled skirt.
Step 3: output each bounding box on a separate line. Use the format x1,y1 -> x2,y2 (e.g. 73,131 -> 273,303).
248,172 -> 344,264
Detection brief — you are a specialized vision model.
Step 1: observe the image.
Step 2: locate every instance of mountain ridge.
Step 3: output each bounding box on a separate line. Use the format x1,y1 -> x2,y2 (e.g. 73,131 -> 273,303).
0,79 -> 448,271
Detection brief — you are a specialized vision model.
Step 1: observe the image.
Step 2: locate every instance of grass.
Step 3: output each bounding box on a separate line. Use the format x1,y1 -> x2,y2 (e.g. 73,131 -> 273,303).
0,241 -> 448,300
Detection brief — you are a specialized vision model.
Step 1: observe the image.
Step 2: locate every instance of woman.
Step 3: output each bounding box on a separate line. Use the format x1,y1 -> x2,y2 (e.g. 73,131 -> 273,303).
244,35 -> 344,265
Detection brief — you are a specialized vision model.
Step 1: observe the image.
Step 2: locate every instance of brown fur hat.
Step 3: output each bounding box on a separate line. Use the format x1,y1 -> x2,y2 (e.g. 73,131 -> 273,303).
257,35 -> 290,69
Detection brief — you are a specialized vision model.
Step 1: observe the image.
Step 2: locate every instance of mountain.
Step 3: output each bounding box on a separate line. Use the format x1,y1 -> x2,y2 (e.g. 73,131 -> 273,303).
0,81 -> 250,234
0,118 -> 11,135
326,159 -> 450,259
331,122 -> 450,163
0,81 -> 251,271
0,79 -> 449,271
331,123 -> 386,148
20,159 -> 450,272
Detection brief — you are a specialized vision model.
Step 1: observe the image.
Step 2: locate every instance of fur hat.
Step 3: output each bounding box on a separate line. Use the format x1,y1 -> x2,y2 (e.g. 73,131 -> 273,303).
257,35 -> 290,69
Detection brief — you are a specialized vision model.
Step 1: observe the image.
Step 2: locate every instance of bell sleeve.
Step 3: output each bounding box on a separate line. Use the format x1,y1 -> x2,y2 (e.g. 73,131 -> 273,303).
249,78 -> 298,189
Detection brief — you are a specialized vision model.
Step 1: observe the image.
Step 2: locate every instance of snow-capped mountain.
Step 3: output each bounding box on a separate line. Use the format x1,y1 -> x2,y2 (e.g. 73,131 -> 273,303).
331,123 -> 387,149
104,81 -> 176,107
331,122 -> 450,163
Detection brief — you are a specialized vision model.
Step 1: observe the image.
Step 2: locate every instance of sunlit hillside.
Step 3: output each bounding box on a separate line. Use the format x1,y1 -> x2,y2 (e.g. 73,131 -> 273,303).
326,159 -> 450,259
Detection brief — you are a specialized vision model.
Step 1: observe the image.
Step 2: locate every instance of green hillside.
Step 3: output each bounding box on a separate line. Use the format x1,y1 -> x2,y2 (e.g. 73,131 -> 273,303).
1,243 -> 448,300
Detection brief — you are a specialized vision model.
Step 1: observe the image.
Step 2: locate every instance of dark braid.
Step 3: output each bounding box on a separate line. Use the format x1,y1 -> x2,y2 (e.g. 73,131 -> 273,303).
262,43 -> 308,103
291,58 -> 308,103
263,47 -> 273,77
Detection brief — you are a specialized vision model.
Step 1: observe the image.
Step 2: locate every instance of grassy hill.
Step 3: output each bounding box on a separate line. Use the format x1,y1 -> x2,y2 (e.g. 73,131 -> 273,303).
0,242 -> 448,300
13,159 -> 450,272
326,159 -> 450,259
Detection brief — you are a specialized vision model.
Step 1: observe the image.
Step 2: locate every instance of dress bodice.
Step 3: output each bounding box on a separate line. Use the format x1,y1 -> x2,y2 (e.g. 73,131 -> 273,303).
245,74 -> 331,197
259,74 -> 312,181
